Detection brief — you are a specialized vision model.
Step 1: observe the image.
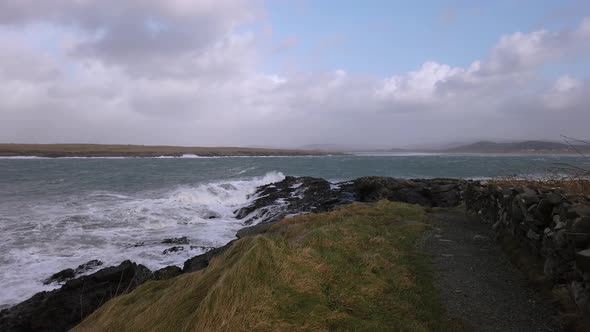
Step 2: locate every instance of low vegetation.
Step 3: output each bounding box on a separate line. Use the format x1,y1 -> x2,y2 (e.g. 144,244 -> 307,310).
73,201 -> 455,331
490,176 -> 590,195
0,144 -> 331,157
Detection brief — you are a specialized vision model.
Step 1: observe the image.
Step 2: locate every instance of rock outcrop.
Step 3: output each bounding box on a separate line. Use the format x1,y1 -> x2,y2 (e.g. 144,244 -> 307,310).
0,261 -> 151,332
183,241 -> 236,273
234,176 -> 355,225
465,182 -> 590,311
352,177 -> 463,207
43,260 -> 104,285
235,176 -> 464,227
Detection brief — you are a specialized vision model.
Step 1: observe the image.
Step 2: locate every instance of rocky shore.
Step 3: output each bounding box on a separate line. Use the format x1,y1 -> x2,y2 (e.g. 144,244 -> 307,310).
0,176 -> 471,331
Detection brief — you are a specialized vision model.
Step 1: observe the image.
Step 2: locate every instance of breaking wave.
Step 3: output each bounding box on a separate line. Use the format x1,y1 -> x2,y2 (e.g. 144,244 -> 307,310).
0,171 -> 285,307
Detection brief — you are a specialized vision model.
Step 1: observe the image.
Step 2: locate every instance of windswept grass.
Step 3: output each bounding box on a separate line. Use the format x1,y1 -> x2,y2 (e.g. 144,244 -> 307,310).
74,201 -> 454,331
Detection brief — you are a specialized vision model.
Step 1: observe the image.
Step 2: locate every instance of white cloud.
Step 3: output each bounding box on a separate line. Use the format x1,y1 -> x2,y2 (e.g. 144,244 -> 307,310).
0,2 -> 588,146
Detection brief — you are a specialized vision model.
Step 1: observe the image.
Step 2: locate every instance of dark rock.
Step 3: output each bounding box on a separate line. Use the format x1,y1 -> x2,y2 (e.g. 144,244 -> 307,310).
571,281 -> 590,309
545,192 -> 564,205
235,176 -> 355,225
236,221 -> 278,238
74,260 -> 103,275
518,192 -> 539,206
42,269 -> 75,285
235,176 -> 464,226
162,237 -> 189,245
162,246 -> 184,255
464,181 -> 590,311
42,260 -> 104,285
189,245 -> 216,252
0,260 -> 152,332
534,199 -> 554,226
572,216 -> 590,234
567,204 -> 590,219
576,249 -> 590,272
567,232 -> 590,248
354,177 -> 430,205
544,256 -> 572,281
153,266 -> 182,280
527,229 -> 541,241
183,241 -> 235,273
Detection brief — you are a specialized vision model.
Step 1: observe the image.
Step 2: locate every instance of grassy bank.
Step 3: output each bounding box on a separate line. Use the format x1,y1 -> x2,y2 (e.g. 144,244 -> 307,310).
0,144 -> 332,157
74,201 -> 455,331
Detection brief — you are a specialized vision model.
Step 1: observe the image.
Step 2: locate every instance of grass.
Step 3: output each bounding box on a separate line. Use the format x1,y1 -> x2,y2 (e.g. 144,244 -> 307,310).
73,201 -> 455,332
490,176 -> 590,195
0,143 -> 332,157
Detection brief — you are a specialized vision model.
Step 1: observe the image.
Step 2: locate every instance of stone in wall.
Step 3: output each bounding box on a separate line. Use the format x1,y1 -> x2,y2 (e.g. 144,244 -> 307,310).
465,182 -> 590,312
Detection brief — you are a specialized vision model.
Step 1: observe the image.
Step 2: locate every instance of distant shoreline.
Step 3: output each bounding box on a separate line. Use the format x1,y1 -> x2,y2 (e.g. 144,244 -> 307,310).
0,143 -> 587,158
0,144 -> 337,158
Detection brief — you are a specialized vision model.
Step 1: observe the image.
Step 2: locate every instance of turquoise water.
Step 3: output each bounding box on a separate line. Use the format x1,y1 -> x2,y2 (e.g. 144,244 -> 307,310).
0,154 -> 587,306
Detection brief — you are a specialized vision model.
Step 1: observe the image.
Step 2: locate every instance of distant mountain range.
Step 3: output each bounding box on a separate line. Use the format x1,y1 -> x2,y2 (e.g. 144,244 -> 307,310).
298,140 -> 590,154
441,140 -> 589,153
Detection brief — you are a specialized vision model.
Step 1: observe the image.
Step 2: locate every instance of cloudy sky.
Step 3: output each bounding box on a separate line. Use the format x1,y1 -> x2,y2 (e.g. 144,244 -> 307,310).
0,0 -> 589,148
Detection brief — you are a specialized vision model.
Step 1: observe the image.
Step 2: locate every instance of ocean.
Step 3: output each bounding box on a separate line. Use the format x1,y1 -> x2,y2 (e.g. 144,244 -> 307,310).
0,153 -> 588,307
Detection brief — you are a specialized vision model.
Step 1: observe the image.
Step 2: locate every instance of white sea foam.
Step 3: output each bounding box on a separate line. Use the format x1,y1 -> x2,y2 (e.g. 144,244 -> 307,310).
0,171 -> 285,307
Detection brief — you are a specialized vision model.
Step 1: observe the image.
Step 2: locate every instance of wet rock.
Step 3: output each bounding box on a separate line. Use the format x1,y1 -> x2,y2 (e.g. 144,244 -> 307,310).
162,237 -> 189,245
74,260 -> 103,275
235,176 -> 354,225
153,266 -> 182,280
0,260 -> 152,332
43,269 -> 75,285
236,176 -> 465,226
236,221 -> 278,238
162,246 -> 184,255
43,260 -> 104,285
189,245 -> 216,252
202,212 -> 220,219
183,241 -> 235,273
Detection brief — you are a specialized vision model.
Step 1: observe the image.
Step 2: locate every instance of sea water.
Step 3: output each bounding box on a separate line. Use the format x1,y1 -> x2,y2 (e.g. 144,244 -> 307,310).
0,154 -> 587,307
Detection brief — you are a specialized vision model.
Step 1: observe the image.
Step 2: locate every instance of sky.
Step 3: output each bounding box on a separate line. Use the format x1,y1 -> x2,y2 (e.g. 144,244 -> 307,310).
0,0 -> 589,148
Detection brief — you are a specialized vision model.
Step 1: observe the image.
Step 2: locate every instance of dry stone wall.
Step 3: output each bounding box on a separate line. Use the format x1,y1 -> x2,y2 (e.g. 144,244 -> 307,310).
465,182 -> 590,311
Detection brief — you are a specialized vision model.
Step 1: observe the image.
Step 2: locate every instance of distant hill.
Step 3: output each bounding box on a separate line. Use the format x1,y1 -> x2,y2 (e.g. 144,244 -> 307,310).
443,140 -> 589,153
0,144 -> 335,158
298,144 -> 384,152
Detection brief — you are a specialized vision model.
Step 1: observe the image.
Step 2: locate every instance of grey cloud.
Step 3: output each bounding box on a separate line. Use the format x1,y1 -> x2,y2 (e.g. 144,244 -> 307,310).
0,2 -> 589,147
0,0 -> 261,78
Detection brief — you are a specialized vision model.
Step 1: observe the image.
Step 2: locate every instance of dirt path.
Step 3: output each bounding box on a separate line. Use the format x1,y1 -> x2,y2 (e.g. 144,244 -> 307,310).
421,208 -> 563,331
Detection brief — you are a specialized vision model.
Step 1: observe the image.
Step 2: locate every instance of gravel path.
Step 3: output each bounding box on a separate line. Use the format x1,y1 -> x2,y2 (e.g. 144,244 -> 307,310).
421,209 -> 563,331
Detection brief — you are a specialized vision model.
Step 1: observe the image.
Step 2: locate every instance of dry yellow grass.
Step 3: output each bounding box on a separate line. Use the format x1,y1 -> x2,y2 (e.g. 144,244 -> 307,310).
73,201 -> 455,332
